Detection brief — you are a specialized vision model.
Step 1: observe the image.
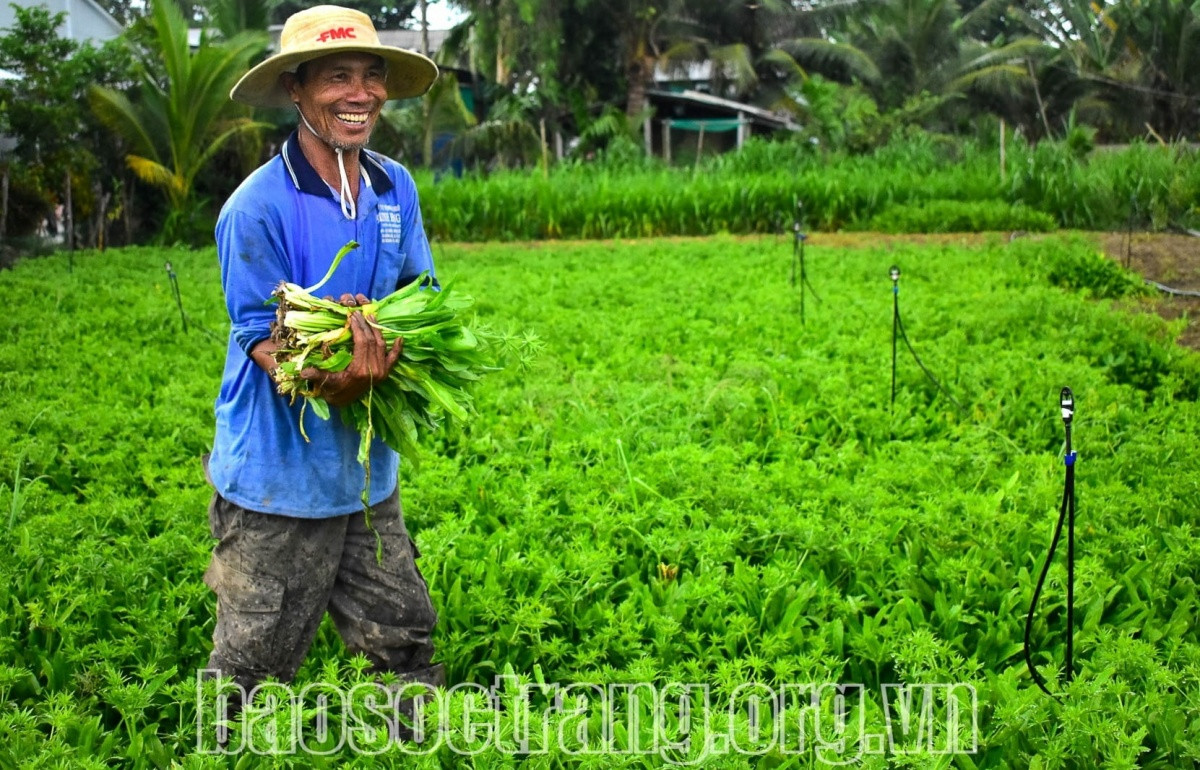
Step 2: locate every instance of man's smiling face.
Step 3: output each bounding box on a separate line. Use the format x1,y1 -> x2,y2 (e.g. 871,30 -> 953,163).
284,52 -> 387,151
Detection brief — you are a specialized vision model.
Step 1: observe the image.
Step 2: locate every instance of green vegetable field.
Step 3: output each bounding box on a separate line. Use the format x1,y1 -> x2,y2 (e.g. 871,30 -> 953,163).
2,234 -> 1199,767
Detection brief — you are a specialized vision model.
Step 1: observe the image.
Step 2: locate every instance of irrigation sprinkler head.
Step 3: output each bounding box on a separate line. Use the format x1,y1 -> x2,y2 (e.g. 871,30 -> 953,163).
1060,387 -> 1074,424
889,265 -> 901,283
164,261 -> 173,273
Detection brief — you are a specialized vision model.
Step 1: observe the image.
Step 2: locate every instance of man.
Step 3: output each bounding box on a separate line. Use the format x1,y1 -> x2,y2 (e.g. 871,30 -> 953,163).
204,4 -> 444,708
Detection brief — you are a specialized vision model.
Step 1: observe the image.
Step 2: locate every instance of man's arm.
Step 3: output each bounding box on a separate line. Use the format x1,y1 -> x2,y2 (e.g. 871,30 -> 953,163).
217,209 -> 290,357
288,294 -> 403,408
248,338 -> 282,376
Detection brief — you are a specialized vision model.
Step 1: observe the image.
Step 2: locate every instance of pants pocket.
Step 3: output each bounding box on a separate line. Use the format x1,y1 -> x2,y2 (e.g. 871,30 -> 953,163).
205,553 -> 287,673
207,493 -> 246,540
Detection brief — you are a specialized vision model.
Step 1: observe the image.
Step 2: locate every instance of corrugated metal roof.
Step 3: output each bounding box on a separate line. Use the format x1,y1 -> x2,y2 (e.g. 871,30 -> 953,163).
647,89 -> 802,131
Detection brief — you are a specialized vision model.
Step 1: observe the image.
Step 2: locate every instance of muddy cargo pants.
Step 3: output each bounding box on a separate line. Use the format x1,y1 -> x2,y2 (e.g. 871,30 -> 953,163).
202,489 -> 444,693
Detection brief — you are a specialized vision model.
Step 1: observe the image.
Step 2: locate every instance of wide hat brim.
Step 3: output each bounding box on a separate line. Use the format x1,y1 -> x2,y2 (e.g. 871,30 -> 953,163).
231,45 -> 438,108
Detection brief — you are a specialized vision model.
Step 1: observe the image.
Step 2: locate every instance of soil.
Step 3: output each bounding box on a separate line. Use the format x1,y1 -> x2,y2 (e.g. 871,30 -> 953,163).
1097,232 -> 1200,351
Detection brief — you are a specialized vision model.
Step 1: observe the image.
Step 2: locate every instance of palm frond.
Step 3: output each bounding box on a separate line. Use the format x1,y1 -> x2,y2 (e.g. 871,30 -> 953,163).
428,73 -> 479,133
759,48 -> 809,83
947,63 -> 1029,95
452,119 -> 541,168
87,85 -> 159,160
127,154 -> 184,197
956,0 -> 1011,39
709,43 -> 758,96
958,37 -> 1048,72
781,37 -> 881,84
189,118 -> 271,186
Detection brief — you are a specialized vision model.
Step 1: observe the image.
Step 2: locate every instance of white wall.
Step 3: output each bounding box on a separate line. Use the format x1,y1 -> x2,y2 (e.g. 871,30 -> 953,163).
0,0 -> 123,44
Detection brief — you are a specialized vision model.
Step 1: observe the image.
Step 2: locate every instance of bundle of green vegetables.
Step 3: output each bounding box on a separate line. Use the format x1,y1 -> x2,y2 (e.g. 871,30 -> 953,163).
268,241 -> 524,486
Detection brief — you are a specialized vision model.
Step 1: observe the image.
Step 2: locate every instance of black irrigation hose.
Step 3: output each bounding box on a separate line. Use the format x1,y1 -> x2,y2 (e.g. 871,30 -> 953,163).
889,266 -> 963,413
1024,388 -> 1077,697
790,224 -> 799,289
1124,195 -> 1136,271
1123,214 -> 1200,295
792,226 -> 822,326
163,261 -> 225,344
790,200 -> 822,327
165,261 -> 188,334
891,274 -> 899,409
801,239 -> 822,306
1145,279 -> 1200,298
895,311 -> 965,412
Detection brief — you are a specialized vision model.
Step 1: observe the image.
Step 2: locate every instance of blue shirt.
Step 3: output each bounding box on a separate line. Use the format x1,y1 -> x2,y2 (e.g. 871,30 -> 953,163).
210,131 -> 436,517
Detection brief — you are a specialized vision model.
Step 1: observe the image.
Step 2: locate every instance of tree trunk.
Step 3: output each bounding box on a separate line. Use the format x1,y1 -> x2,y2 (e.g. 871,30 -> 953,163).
419,0 -> 429,57
91,179 -> 110,251
122,175 -> 134,246
419,0 -> 432,167
625,52 -> 654,120
999,118 -> 1006,182
1,165 -> 8,245
540,117 -> 548,178
496,0 -> 511,87
65,169 -> 74,252
1027,59 -> 1052,139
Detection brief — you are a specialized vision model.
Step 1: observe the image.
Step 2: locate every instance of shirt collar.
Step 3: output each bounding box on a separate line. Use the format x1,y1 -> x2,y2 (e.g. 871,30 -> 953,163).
280,130 -> 395,198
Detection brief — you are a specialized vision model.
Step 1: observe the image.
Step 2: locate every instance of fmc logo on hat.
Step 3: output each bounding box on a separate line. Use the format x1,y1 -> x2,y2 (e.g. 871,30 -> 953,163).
317,27 -> 358,42
230,5 -> 437,109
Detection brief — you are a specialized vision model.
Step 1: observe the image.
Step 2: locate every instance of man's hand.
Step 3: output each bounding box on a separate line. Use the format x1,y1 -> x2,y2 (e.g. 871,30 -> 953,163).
328,293 -> 370,308
300,307 -> 403,408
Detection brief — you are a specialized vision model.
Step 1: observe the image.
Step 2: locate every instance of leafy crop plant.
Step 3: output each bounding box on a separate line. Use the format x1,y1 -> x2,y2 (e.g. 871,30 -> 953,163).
0,234 -> 1197,766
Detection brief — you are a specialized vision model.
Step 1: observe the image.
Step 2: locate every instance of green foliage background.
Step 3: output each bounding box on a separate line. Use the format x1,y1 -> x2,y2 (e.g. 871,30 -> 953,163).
1,234 -> 1199,765
415,138 -> 1200,241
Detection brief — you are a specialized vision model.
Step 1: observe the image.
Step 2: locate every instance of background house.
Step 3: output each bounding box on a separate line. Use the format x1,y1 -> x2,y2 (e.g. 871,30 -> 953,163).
0,0 -> 122,43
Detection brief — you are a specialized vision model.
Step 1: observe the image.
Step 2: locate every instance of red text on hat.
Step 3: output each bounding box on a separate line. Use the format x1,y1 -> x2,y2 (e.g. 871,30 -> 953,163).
317,27 -> 357,42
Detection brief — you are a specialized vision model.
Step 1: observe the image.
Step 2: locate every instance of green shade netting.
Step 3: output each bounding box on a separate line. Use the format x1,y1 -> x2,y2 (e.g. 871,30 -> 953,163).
666,118 -> 743,132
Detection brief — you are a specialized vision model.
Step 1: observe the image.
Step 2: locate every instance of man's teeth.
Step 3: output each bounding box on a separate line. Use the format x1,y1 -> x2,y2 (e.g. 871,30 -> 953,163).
336,113 -> 367,124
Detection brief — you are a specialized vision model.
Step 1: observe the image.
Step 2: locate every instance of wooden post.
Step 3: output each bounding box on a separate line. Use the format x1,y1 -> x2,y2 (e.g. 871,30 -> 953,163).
540,117 -> 549,178
555,130 -> 563,160
736,112 -> 747,150
694,123 -> 705,173
999,118 -> 1006,182
643,116 -> 652,155
662,119 -> 672,165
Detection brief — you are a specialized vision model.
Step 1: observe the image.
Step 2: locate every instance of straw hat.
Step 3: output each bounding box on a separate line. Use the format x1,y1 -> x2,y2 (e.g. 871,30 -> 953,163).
231,5 -> 438,108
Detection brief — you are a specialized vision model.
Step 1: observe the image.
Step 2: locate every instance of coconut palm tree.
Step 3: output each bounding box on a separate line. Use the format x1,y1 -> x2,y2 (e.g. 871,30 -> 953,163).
657,0 -> 835,113
88,0 -> 267,243
777,0 -> 1046,133
1108,0 -> 1200,139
